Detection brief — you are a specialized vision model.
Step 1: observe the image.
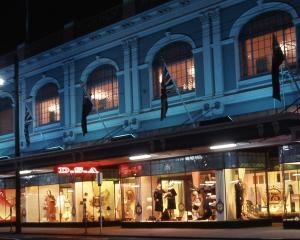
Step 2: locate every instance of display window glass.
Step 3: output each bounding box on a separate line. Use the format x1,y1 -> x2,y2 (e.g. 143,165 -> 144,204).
0,178 -> 16,222
20,170 -> 120,223
282,164 -> 300,221
121,176 -> 152,222
225,168 -> 268,220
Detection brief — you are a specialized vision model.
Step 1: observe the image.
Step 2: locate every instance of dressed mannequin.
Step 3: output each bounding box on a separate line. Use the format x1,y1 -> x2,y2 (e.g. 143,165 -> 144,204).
56,190 -> 65,220
154,182 -> 165,220
191,190 -> 201,220
125,189 -> 135,220
165,181 -> 177,219
44,190 -> 56,222
235,179 -> 244,219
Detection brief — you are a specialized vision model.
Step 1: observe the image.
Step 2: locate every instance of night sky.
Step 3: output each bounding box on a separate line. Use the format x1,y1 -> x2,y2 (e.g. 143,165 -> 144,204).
0,0 -> 122,55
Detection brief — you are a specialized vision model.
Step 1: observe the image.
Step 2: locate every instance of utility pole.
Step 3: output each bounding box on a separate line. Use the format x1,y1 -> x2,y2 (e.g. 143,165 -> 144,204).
14,52 -> 21,233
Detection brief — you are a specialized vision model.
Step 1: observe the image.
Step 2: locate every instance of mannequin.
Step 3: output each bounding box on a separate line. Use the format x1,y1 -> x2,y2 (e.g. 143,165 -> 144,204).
235,179 -> 244,219
56,190 -> 65,221
191,190 -> 201,220
44,190 -> 56,222
154,182 -> 165,220
125,189 -> 135,220
165,181 -> 177,219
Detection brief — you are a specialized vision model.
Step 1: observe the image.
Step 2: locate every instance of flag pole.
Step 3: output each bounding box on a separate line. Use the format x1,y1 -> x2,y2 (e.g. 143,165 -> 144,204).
162,59 -> 195,127
81,84 -> 110,137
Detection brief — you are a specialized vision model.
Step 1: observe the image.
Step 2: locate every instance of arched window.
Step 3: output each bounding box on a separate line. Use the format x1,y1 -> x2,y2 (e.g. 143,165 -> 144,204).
239,11 -> 296,79
152,41 -> 195,99
86,64 -> 119,112
36,83 -> 60,126
0,97 -> 13,135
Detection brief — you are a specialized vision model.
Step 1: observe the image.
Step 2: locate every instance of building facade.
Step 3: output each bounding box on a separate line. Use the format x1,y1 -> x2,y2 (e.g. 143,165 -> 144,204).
0,0 -> 300,227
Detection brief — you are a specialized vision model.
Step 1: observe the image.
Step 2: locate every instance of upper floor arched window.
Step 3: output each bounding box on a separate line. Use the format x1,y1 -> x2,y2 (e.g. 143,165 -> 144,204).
239,11 -> 296,79
152,41 -> 195,99
86,64 -> 119,112
0,97 -> 13,135
36,83 -> 60,126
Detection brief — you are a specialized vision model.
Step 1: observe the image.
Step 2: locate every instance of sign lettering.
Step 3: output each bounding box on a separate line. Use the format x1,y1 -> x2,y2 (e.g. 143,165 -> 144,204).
57,167 -> 99,174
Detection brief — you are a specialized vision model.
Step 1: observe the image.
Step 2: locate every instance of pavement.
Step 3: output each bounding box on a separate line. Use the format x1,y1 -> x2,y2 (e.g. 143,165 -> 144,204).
0,223 -> 299,239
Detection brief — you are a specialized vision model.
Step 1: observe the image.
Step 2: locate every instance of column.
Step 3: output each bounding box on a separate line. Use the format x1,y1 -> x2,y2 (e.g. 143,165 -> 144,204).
69,60 -> 76,128
20,78 -> 25,139
63,62 -> 70,128
211,9 -> 224,96
131,38 -> 140,113
200,13 -> 214,97
122,40 -> 132,114
216,170 -> 226,221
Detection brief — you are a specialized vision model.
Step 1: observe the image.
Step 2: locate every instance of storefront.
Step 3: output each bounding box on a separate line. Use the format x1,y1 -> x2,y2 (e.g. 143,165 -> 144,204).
280,144 -> 300,228
119,151 -> 276,225
0,148 -> 294,227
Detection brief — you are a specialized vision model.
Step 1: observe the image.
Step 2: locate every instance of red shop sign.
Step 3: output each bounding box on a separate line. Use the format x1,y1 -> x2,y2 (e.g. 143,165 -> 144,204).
119,164 -> 142,176
56,167 -> 99,174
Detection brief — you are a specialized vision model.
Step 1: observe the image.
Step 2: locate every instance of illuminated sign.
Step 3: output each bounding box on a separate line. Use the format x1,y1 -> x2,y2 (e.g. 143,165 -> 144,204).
57,167 -> 99,174
119,164 -> 142,176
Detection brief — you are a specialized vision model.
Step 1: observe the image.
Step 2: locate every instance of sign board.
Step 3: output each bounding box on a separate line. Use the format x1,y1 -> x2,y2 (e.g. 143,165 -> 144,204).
56,167 -> 99,174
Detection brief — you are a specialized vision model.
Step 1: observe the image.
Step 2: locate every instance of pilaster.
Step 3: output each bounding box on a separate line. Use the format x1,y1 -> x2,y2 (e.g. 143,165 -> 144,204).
130,38 -> 140,113
211,9 -> 224,96
122,40 -> 133,114
199,13 -> 213,97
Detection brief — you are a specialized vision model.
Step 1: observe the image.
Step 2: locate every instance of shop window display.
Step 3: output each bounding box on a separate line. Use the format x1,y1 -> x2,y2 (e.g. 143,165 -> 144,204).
0,188 -> 15,222
225,168 -> 268,220
20,171 -> 120,223
267,170 -> 284,217
282,164 -> 300,221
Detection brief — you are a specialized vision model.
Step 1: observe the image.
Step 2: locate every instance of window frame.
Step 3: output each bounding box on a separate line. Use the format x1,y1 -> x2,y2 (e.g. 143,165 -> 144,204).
238,11 -> 297,80
0,97 -> 14,136
86,64 -> 119,114
151,41 -> 196,101
35,83 -> 61,127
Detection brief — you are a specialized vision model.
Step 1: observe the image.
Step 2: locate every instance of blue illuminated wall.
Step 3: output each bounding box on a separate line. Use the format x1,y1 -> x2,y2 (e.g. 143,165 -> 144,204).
0,0 -> 299,156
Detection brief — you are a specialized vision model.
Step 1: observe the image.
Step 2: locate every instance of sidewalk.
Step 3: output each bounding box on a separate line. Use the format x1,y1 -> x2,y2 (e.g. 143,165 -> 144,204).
0,224 -> 299,239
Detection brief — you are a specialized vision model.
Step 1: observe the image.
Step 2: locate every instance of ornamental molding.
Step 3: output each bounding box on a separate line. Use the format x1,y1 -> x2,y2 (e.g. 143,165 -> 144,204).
230,2 -> 299,38
80,57 -> 120,83
30,76 -> 61,98
144,33 -> 196,64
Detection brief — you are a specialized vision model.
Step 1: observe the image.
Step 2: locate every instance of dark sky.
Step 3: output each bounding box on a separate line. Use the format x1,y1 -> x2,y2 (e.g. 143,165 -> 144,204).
0,0 -> 122,55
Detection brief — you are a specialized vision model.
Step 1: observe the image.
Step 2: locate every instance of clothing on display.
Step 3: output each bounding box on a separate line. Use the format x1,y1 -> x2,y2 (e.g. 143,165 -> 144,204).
166,187 -> 177,210
154,184 -> 164,212
44,190 -> 56,222
235,180 -> 244,219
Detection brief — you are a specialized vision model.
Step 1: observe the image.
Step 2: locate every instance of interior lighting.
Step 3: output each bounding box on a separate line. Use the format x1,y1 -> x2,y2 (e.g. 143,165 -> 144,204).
209,143 -> 237,150
284,162 -> 300,165
19,170 -> 31,175
129,154 -> 151,161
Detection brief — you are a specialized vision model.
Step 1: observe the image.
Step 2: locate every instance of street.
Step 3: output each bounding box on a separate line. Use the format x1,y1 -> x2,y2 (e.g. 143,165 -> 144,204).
0,236 -> 213,240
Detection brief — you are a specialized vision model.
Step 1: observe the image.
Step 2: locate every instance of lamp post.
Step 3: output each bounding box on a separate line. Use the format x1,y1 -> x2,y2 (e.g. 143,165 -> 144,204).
14,52 -> 21,233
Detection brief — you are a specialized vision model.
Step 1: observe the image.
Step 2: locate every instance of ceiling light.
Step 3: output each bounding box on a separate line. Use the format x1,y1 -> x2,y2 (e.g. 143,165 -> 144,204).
19,170 -> 32,175
284,162 -> 300,165
209,143 -> 237,150
129,154 -> 151,161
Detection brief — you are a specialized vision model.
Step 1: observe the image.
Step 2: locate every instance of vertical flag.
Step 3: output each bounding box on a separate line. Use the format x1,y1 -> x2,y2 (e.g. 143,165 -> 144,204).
160,59 -> 176,120
81,90 -> 93,135
271,34 -> 285,101
24,105 -> 32,146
